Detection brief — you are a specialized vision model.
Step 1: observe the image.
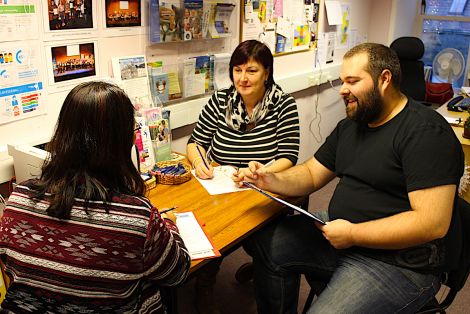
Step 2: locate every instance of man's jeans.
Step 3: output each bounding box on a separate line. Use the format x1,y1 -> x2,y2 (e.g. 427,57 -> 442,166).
246,215 -> 441,314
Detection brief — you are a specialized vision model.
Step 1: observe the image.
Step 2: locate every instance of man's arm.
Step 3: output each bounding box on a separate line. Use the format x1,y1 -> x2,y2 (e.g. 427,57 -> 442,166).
320,184 -> 456,249
246,157 -> 337,197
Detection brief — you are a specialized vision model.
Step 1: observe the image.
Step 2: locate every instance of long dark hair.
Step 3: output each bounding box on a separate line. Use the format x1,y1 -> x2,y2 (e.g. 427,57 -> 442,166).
34,81 -> 145,219
229,40 -> 275,88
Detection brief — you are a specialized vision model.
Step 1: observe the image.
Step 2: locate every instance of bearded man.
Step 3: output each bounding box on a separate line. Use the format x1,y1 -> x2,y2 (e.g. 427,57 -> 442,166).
236,43 -> 465,314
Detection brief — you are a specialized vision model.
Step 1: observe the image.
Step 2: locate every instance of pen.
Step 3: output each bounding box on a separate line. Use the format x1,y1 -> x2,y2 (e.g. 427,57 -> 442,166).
262,159 -> 275,169
242,182 -> 326,224
196,145 -> 210,170
160,206 -> 178,214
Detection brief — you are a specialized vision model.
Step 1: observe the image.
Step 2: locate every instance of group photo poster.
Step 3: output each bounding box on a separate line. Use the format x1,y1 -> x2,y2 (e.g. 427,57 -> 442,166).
102,0 -> 144,37
105,0 -> 142,27
45,40 -> 99,92
42,0 -> 98,41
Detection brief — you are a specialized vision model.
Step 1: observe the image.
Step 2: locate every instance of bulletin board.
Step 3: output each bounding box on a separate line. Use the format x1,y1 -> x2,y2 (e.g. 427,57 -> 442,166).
240,0 -> 320,56
0,0 -> 238,164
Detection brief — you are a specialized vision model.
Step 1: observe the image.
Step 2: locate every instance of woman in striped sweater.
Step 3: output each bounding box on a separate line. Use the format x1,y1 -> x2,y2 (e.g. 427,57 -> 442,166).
187,40 -> 300,313
0,81 -> 190,313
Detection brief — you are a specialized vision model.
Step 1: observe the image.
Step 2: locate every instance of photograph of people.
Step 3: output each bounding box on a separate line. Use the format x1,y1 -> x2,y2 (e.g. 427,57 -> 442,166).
186,39 -> 300,313
47,0 -> 93,31
52,43 -> 96,83
105,0 -> 141,28
0,81 -> 190,313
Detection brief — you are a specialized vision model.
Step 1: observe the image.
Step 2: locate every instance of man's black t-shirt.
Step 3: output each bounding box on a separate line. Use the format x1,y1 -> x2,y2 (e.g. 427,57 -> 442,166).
315,98 -> 464,272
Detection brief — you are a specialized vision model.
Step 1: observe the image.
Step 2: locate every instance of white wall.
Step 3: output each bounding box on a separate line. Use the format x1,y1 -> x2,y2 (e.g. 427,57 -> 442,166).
367,0 -> 419,45
388,0 -> 420,43
368,0 -> 392,44
1,0 -> 379,183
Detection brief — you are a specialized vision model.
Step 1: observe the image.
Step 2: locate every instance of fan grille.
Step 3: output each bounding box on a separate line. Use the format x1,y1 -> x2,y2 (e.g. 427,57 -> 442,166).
432,48 -> 465,83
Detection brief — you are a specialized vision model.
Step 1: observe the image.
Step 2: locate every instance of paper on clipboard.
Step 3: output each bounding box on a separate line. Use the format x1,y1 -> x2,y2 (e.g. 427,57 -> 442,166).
175,211 -> 221,260
243,182 -> 326,225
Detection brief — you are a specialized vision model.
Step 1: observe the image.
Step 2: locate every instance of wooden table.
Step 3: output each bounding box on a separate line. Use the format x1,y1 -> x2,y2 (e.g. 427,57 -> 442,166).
436,103 -> 470,144
147,175 -> 304,272
436,103 -> 470,203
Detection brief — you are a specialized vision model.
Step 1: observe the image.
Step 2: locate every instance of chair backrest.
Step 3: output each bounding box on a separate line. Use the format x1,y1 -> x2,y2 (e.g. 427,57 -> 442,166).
418,197 -> 470,313
390,37 -> 426,102
441,197 -> 470,308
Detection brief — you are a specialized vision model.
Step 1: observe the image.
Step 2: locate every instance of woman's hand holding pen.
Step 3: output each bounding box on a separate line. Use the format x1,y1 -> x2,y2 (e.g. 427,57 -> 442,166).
160,207 -> 177,223
193,158 -> 214,179
191,144 -> 214,179
161,211 -> 177,223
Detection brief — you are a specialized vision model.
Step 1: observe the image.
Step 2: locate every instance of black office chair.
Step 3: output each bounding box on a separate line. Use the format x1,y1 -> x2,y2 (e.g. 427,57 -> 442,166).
390,36 -> 427,102
416,197 -> 470,314
302,197 -> 470,314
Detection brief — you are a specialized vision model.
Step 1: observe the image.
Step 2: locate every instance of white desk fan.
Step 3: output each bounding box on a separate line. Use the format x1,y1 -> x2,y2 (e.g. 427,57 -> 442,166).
432,48 -> 465,84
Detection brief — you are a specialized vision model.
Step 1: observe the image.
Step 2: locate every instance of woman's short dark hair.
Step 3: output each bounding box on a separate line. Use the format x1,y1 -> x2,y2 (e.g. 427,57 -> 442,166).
35,81 -> 145,219
229,40 -> 275,88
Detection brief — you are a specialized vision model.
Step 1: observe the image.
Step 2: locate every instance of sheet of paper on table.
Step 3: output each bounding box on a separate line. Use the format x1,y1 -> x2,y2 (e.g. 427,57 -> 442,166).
443,116 -> 464,126
191,165 -> 249,195
175,211 -> 220,260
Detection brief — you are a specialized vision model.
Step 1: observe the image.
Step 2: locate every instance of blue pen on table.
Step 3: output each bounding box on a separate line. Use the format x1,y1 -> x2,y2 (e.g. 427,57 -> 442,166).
160,206 -> 178,214
196,145 -> 210,170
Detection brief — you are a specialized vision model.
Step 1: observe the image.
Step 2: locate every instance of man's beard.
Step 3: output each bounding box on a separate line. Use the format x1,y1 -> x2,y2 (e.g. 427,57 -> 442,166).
345,84 -> 383,125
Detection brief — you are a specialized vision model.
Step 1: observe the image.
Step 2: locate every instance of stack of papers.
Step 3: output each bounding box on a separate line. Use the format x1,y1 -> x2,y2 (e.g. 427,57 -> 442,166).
443,116 -> 463,126
176,211 -> 220,260
461,86 -> 470,96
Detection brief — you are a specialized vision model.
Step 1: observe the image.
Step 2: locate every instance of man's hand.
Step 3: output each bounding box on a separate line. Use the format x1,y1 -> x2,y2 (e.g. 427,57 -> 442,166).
318,219 -> 355,249
231,167 -> 254,183
233,161 -> 275,190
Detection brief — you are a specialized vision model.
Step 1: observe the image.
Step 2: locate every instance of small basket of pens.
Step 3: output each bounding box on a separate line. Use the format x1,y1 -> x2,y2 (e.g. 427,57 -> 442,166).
151,161 -> 192,185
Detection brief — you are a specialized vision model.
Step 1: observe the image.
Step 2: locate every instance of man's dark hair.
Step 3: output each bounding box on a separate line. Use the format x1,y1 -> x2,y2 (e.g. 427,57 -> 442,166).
229,40 -> 275,88
344,42 -> 402,90
34,81 -> 145,219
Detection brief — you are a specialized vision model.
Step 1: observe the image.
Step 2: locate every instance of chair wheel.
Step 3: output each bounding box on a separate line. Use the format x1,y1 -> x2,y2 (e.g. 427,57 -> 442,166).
235,262 -> 254,283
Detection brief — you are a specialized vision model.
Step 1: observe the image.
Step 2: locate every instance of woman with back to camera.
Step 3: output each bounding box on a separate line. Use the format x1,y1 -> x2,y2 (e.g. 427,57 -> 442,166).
0,81 -> 190,313
187,40 -> 300,313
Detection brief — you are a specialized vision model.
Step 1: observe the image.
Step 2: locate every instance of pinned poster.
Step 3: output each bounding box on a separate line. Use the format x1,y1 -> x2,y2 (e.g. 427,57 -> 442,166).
0,41 -> 44,125
213,53 -> 231,90
0,1 -> 39,41
336,3 -> 350,49
112,55 -> 152,105
324,0 -> 342,25
273,0 -> 283,17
